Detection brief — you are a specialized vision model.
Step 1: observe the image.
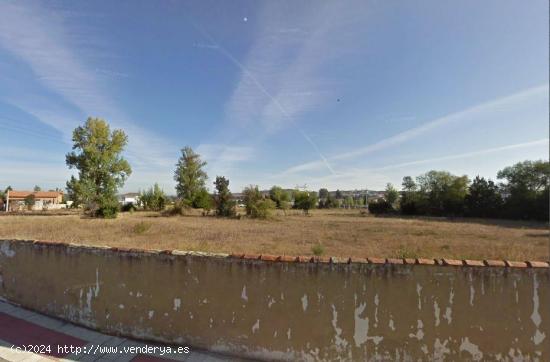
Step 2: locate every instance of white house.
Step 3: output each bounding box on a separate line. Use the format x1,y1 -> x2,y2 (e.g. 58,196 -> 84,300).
119,192 -> 140,205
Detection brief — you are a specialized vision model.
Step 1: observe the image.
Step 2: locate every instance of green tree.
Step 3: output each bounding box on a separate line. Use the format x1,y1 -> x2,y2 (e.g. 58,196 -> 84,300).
24,194 -> 36,209
335,189 -> 343,199
214,176 -> 235,217
416,170 -> 469,215
243,185 -> 274,218
344,196 -> 355,208
318,188 -> 329,199
1,186 -> 11,210
497,160 -> 549,193
174,146 -> 208,207
497,160 -> 549,220
368,199 -> 393,214
194,188 -> 214,213
401,176 -> 417,192
293,190 -> 318,214
269,186 -> 291,208
401,176 -> 419,215
33,185 -> 41,192
465,176 -> 502,218
324,193 -> 338,208
66,118 -> 131,218
243,185 -> 261,215
139,183 -> 167,211
318,188 -> 330,208
385,183 -> 399,206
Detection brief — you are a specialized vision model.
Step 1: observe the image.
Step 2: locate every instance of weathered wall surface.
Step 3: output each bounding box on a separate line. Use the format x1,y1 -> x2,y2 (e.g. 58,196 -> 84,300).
0,239 -> 548,361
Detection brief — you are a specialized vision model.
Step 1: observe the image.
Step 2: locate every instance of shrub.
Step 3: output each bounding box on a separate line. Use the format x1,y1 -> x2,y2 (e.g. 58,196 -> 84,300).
24,194 -> 35,210
163,199 -> 190,216
368,200 -> 394,215
293,190 -> 318,214
94,195 -> 119,218
269,186 -> 291,208
139,183 -> 167,211
121,202 -> 137,212
243,185 -> 274,219
394,246 -> 418,259
400,195 -> 419,215
243,185 -> 262,215
96,204 -> 119,218
253,199 -> 276,219
194,188 -> 214,213
311,243 -> 325,256
279,200 -> 291,215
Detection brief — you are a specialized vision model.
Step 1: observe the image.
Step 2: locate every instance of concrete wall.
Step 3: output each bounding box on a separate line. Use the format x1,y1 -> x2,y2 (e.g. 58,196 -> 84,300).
0,239 -> 548,361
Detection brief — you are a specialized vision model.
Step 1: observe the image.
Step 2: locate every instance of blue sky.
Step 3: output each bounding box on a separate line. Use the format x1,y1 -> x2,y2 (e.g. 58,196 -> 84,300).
0,0 -> 548,193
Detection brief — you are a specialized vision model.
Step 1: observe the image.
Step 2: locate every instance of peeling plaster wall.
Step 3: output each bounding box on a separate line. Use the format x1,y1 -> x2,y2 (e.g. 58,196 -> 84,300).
0,239 -> 548,361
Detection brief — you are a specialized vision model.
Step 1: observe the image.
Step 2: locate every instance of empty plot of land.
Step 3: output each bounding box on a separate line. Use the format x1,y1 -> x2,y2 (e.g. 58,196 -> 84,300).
0,209 -> 547,261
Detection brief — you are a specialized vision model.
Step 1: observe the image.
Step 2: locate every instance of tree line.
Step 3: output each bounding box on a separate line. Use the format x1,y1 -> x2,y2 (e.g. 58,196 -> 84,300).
368,163 -> 549,221
8,117 -> 545,221
63,118 -> 321,218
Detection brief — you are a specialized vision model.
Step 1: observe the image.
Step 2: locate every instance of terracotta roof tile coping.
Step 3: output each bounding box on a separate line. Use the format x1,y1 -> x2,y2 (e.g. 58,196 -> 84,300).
527,261 -> 550,268
463,260 -> 485,267
2,239 -> 547,268
484,260 -> 506,267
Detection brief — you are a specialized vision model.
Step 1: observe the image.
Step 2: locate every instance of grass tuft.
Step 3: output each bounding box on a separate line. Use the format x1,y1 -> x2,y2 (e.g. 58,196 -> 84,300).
133,221 -> 152,234
311,243 -> 325,256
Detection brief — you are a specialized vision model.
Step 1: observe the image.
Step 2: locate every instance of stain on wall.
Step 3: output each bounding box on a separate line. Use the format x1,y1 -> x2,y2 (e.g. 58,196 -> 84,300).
0,239 -> 548,361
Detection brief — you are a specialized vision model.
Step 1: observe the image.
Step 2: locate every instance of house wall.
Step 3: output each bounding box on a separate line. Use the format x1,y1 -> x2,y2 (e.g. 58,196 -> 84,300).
0,239 -> 548,361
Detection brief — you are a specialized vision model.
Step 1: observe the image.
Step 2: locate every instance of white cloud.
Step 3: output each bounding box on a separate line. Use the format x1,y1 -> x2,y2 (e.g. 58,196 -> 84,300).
0,161 -> 71,189
220,1 -> 365,173
0,2 -> 177,168
193,144 -> 255,188
226,2 -> 358,130
269,139 -> 548,191
372,139 -> 549,172
282,84 -> 549,175
196,144 -> 254,163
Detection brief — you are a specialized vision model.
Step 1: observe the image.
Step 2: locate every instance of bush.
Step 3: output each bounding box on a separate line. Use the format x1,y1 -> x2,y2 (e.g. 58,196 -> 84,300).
163,199 -> 190,216
140,183 -> 167,211
368,200 -> 394,215
293,190 -> 318,214
214,176 -> 236,217
311,243 -> 325,256
394,246 -> 418,259
193,188 -> 214,212
121,202 -> 137,212
243,185 -> 274,219
24,194 -> 35,210
253,199 -> 276,219
269,186 -> 291,208
93,195 -> 120,218
243,185 -> 262,215
400,195 -> 419,215
96,204 -> 119,218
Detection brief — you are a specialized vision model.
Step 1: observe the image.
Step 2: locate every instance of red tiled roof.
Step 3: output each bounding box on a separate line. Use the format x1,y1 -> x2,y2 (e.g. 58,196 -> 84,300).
8,191 -> 63,198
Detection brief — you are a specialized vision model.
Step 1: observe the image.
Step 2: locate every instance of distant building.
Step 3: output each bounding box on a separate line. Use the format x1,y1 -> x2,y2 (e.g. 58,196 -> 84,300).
119,192 -> 140,205
6,190 -> 64,211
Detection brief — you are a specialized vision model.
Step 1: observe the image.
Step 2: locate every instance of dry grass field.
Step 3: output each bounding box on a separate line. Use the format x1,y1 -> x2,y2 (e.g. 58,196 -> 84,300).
0,209 -> 548,261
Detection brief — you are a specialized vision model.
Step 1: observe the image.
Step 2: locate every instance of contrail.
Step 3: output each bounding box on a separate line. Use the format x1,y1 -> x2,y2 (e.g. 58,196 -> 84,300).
188,20 -> 336,175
